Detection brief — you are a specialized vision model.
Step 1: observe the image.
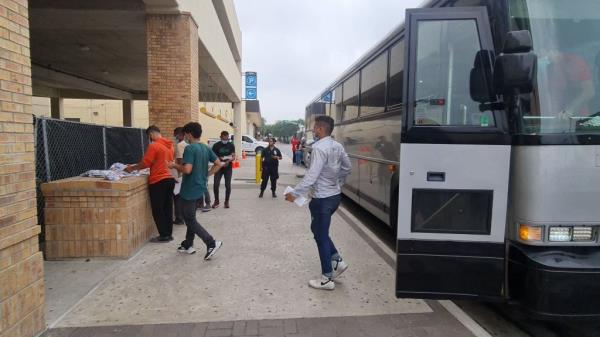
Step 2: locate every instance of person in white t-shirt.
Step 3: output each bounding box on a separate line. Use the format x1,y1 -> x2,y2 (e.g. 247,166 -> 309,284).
173,127 -> 187,224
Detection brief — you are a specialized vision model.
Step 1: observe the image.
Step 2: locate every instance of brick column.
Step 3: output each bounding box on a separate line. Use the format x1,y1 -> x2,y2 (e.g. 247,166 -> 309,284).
146,13 -> 199,133
0,1 -> 46,337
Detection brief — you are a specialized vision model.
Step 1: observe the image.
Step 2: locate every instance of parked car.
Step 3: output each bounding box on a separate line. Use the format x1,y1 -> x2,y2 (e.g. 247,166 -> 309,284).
207,134 -> 268,155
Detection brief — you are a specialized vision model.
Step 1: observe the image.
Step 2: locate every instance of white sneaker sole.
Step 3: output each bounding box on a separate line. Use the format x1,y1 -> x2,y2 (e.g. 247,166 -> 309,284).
308,280 -> 335,290
204,241 -> 222,260
177,247 -> 196,255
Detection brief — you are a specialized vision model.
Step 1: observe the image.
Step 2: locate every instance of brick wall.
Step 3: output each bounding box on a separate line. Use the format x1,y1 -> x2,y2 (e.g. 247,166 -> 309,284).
41,176 -> 155,259
147,13 -> 199,134
0,0 -> 46,337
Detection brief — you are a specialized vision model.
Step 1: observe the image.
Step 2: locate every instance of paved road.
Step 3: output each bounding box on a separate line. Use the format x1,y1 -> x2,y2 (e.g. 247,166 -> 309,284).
42,158 -> 482,337
278,142 -> 294,160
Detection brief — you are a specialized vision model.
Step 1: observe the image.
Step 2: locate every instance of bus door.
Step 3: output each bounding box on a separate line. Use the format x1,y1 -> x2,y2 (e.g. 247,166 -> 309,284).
396,7 -> 511,300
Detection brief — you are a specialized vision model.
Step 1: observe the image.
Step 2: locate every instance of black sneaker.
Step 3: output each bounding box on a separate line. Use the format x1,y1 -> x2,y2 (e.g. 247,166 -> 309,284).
173,218 -> 184,225
259,191 -> 264,198
204,240 -> 222,260
272,191 -> 277,198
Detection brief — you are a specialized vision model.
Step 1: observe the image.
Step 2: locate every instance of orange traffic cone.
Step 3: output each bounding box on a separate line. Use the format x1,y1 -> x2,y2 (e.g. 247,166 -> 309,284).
242,150 -> 247,160
233,160 -> 240,169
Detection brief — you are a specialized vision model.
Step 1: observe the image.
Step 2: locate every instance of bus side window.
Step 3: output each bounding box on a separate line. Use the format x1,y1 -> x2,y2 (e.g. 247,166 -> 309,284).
388,40 -> 405,108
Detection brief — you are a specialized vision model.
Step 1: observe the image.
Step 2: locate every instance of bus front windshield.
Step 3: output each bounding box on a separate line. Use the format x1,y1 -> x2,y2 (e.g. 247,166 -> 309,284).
511,0 -> 600,135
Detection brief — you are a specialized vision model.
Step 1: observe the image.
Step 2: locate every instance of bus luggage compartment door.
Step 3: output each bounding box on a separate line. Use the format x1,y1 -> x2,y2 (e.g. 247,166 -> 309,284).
396,6 -> 511,301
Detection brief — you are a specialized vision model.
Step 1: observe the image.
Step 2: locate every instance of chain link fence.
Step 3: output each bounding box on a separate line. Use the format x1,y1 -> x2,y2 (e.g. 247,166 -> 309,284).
35,117 -> 149,242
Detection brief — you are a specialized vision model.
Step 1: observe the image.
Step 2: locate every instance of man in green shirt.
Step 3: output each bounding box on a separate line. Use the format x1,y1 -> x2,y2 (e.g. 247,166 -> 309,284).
169,122 -> 223,259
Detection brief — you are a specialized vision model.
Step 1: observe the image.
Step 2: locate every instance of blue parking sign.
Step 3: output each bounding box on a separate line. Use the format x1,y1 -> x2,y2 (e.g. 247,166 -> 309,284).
246,87 -> 257,100
245,72 -> 257,87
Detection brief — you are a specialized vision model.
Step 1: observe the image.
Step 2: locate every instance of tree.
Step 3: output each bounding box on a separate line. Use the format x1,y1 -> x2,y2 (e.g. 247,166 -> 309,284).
271,120 -> 299,138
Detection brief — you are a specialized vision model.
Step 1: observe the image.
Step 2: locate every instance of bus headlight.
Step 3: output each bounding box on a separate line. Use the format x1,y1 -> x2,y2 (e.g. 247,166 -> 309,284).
549,227 -> 572,242
572,227 -> 594,241
519,224 -> 542,242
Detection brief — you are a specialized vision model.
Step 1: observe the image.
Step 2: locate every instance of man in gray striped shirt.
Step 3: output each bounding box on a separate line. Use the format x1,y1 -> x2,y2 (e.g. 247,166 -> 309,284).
285,116 -> 352,290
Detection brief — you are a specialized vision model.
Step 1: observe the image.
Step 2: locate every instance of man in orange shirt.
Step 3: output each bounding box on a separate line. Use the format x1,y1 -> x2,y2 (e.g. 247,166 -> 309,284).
125,125 -> 176,243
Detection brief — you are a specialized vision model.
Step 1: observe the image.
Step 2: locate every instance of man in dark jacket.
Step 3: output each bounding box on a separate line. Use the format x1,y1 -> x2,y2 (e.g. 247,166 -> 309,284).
211,130 -> 236,208
259,138 -> 282,198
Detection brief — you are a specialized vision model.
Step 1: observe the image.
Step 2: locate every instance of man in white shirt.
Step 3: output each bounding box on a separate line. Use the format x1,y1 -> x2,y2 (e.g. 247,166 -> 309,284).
285,116 -> 352,290
173,127 -> 187,224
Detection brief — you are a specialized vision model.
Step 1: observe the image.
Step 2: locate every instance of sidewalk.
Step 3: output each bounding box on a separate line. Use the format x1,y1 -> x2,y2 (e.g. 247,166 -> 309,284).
42,157 -> 481,337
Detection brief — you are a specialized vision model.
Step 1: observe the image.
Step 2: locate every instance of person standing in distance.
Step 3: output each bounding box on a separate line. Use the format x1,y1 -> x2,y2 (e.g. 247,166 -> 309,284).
172,127 -> 187,225
125,125 -> 175,242
212,131 -> 236,209
259,138 -> 282,198
169,122 -> 223,259
285,116 -> 351,290
291,135 -> 300,164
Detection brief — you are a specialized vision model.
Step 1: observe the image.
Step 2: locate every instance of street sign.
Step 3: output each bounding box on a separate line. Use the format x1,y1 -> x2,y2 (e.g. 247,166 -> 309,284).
245,72 -> 258,100
246,87 -> 257,100
245,72 -> 257,87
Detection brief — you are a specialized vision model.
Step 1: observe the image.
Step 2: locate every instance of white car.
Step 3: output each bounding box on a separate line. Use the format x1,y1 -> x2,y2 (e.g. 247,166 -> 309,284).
207,134 -> 268,155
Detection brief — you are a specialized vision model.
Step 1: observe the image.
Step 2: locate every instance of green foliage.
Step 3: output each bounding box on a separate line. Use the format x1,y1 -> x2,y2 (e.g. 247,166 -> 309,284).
258,119 -> 302,137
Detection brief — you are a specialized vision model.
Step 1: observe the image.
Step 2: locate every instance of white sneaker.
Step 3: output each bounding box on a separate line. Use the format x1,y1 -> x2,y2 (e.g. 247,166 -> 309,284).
331,259 -> 348,279
177,246 -> 196,255
204,240 -> 222,260
308,275 -> 335,290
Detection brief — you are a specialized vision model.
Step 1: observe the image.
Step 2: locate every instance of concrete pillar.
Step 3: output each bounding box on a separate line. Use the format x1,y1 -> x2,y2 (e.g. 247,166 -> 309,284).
233,102 -> 242,155
146,13 -> 199,133
50,97 -> 64,119
123,99 -> 133,127
0,1 -> 46,337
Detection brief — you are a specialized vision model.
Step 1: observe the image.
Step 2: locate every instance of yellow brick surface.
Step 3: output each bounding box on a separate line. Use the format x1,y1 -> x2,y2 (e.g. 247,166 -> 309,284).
0,0 -> 44,336
42,176 -> 156,259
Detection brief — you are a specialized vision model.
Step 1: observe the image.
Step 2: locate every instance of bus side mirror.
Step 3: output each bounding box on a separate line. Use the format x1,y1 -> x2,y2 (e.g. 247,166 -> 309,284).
494,30 -> 537,95
470,50 -> 495,103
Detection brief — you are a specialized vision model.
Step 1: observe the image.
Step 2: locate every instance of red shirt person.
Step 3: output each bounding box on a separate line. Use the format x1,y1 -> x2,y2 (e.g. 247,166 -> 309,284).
291,136 -> 300,164
542,51 -> 595,119
291,136 -> 300,152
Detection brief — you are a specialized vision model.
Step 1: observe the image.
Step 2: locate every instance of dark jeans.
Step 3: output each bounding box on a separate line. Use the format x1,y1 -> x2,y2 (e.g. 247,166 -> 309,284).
148,178 -> 176,237
174,194 -> 183,221
179,198 -> 215,249
214,166 -> 232,202
260,168 -> 278,192
196,188 -> 211,208
309,194 -> 341,276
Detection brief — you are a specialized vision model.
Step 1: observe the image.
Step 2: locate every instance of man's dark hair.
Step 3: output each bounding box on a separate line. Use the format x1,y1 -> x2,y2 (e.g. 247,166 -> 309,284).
173,127 -> 184,136
270,137 -> 277,143
183,122 -> 202,139
146,125 -> 160,136
315,116 -> 334,135
220,130 -> 229,137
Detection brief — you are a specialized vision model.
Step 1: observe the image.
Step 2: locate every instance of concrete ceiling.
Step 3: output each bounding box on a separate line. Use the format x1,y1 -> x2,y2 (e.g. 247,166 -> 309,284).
29,0 -> 233,102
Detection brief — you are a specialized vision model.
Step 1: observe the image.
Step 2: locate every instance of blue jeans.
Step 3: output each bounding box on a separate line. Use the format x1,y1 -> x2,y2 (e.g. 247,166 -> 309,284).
294,151 -> 303,165
309,194 -> 342,277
